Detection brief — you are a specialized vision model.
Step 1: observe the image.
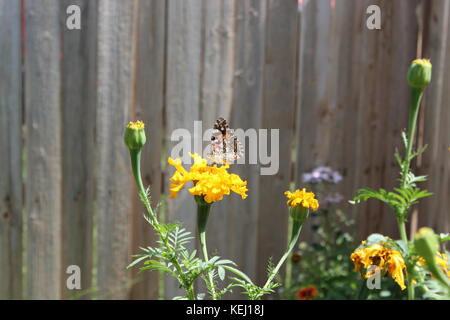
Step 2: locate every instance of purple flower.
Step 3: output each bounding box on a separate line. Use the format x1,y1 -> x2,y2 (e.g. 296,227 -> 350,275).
302,166 -> 343,184
323,193 -> 344,205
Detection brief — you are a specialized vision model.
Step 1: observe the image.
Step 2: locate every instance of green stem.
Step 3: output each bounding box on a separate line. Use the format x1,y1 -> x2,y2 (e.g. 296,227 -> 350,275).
284,217 -> 294,289
356,278 -> 369,300
397,217 -> 414,300
400,87 -> 423,188
264,217 -> 303,290
397,87 -> 423,301
186,285 -> 196,300
129,149 -> 157,225
397,218 -> 408,245
129,148 -> 195,299
196,200 -> 217,300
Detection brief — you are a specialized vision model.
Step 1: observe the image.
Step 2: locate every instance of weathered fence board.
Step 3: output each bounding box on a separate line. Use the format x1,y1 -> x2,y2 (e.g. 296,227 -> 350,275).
257,0 -> 298,286
201,0 -> 236,266
130,0 -> 166,300
418,0 -> 450,233
227,0 -> 268,293
295,0 -> 333,243
95,0 -> 137,299
296,0 -> 419,242
165,0 -> 203,298
197,0 -> 238,299
24,0 -> 62,299
0,0 -> 22,300
60,0 -> 97,299
1,0 -> 450,300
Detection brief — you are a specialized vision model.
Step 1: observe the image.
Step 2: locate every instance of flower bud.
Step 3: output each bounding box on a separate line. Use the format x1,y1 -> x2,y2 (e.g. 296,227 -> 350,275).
290,206 -> 309,225
407,59 -> 432,89
414,227 -> 438,265
124,120 -> 146,151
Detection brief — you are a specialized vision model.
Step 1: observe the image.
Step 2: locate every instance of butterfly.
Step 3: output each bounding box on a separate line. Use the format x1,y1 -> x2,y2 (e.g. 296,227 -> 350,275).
206,117 -> 243,164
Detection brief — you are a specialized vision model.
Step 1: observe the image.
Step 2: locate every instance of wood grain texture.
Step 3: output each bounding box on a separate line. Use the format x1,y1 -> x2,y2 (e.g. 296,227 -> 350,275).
164,0 -> 203,299
95,0 -> 137,300
24,0 -> 62,299
60,0 -> 97,299
350,0 -> 418,239
2,0 -> 450,301
228,0 -> 267,293
418,0 -> 450,233
200,0 -> 236,285
257,0 -> 298,287
375,0 -> 420,238
295,0 -> 333,244
0,0 -> 22,300
130,0 -> 165,300
296,0 -> 419,242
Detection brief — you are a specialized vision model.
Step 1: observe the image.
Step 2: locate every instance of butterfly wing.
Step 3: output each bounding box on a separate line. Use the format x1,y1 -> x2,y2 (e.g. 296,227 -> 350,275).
207,120 -> 243,164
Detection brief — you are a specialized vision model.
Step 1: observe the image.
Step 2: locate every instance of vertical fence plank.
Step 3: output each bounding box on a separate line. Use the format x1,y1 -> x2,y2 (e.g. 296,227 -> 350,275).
60,0 -> 97,299
376,0 -> 420,238
200,0 -> 236,278
96,0 -> 137,299
228,0 -> 267,292
351,0 -> 418,239
257,0 -> 298,287
419,0 -> 450,232
24,0 -> 62,299
130,0 -> 165,300
295,0 -> 333,244
165,0 -> 203,298
0,0 -> 22,300
2,0 -> 450,301
296,0 -> 419,242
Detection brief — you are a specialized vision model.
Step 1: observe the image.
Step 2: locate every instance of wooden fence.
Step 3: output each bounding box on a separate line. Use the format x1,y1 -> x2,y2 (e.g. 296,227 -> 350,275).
0,0 -> 449,300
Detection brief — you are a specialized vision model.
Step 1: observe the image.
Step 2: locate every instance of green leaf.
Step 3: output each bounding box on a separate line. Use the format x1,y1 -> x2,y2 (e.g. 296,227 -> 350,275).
401,131 -> 408,148
218,266 -> 225,281
140,264 -> 174,276
143,259 -> 161,265
207,256 -> 221,265
365,233 -> 389,246
221,265 -> 253,284
127,255 -> 149,269
215,259 -> 237,266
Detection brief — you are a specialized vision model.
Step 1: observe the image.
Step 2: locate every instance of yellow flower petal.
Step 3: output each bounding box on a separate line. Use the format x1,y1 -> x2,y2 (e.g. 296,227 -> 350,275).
167,153 -> 248,203
284,188 -> 319,211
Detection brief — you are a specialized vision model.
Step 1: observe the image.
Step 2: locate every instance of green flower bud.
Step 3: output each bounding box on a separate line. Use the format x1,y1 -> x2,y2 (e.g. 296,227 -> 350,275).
407,59 -> 432,89
290,206 -> 309,225
414,227 -> 439,265
124,120 -> 146,151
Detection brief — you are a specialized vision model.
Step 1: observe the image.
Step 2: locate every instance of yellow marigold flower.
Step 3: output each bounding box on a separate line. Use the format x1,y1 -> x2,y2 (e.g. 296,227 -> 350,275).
284,188 -> 319,211
388,250 -> 406,290
167,153 -> 248,203
351,242 -> 407,290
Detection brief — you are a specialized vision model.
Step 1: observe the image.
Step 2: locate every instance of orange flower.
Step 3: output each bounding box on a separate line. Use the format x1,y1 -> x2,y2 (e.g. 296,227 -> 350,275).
296,286 -> 318,300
